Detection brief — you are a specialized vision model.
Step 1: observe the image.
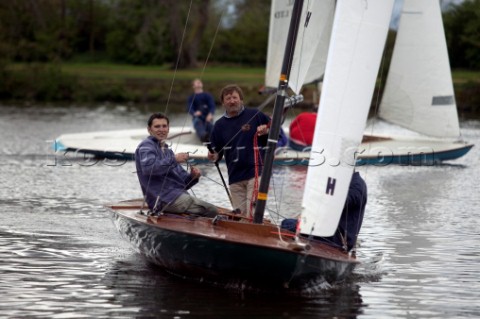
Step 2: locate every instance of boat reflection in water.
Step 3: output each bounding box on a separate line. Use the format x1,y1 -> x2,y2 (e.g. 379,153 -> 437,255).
101,254 -> 365,318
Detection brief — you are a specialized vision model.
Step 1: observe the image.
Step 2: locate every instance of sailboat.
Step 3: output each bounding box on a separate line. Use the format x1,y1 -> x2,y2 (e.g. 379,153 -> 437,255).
107,0 -> 394,289
360,0 -> 474,165
265,0 -> 473,166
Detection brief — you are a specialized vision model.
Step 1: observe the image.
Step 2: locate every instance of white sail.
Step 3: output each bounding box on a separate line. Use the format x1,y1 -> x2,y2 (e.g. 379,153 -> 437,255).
378,0 -> 460,138
299,0 -> 394,237
265,0 -> 335,94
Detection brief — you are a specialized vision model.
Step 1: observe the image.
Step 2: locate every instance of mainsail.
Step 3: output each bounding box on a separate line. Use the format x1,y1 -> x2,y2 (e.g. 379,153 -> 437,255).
299,0 -> 394,237
378,0 -> 460,138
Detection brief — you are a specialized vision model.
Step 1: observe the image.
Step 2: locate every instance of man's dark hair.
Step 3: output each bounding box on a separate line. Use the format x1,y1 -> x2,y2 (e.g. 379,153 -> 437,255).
220,84 -> 244,102
147,112 -> 169,127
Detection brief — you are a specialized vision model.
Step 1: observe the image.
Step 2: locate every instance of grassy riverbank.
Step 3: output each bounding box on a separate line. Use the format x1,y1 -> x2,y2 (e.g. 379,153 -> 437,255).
1,62 -> 479,116
1,62 -> 268,106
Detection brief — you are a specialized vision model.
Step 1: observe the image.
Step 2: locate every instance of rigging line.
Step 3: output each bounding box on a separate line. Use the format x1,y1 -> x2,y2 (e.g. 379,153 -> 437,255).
152,142 -> 176,213
266,207 -> 291,225
176,4 -> 228,152
256,93 -> 277,112
163,0 -> 194,116
139,137 -> 175,214
267,164 -> 289,225
140,161 -> 156,213
213,107 -> 275,156
197,173 -> 228,188
157,166 -> 200,215
142,139 -> 190,215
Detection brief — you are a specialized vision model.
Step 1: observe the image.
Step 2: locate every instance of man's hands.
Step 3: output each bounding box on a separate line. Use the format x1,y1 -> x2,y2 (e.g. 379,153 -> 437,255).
175,152 -> 189,163
206,113 -> 213,122
190,166 -> 201,179
257,124 -> 269,136
207,151 -> 219,162
194,112 -> 213,123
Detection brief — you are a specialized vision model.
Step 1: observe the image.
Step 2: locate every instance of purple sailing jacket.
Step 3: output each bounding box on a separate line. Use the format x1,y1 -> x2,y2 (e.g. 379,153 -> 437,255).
135,136 -> 198,212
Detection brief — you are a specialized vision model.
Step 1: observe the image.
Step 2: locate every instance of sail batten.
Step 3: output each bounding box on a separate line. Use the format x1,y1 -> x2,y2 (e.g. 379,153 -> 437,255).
299,0 -> 394,237
378,0 -> 460,138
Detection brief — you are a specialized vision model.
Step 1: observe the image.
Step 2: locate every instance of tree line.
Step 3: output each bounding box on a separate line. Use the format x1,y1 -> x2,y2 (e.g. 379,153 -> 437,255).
0,0 -> 270,68
0,0 -> 478,69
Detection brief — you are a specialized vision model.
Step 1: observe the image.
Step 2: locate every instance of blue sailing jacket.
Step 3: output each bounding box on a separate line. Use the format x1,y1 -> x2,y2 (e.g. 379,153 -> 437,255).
332,171 -> 368,251
187,92 -> 216,120
209,108 -> 270,184
281,172 -> 367,252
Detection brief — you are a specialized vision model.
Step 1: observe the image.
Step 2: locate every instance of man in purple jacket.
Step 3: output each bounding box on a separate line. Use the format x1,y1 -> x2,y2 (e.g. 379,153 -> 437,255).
135,112 -> 218,217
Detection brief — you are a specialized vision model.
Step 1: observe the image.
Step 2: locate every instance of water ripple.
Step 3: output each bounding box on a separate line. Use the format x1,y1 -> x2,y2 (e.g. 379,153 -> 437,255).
1,105 -> 479,318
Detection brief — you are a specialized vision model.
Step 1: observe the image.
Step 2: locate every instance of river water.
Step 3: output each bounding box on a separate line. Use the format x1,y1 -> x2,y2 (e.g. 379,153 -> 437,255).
1,104 -> 479,318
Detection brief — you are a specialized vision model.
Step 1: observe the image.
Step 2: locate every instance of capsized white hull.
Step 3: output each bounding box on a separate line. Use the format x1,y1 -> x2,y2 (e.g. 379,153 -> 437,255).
54,127 -> 473,165
54,127 -> 204,161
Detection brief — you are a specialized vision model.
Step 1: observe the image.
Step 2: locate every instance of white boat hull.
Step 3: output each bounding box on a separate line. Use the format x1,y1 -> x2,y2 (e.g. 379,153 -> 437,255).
55,127 -> 473,165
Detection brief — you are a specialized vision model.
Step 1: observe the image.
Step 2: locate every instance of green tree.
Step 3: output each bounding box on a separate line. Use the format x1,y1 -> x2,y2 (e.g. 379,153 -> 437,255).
165,0 -> 211,68
0,0 -> 111,62
209,0 -> 270,66
105,0 -> 171,64
443,0 -> 480,69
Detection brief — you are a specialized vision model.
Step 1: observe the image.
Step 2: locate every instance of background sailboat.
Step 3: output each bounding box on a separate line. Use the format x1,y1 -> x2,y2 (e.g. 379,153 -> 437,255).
265,0 -> 473,165
360,0 -> 473,165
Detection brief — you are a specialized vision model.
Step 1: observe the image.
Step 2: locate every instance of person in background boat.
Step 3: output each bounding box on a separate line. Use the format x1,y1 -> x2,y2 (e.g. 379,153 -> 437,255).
187,79 -> 216,143
278,128 -> 288,148
207,84 -> 271,218
281,171 -> 367,253
288,110 -> 317,151
135,112 -> 218,218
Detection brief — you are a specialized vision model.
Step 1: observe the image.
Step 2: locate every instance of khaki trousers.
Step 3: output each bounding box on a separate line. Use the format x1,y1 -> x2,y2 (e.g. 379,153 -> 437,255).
229,177 -> 259,218
163,193 -> 218,217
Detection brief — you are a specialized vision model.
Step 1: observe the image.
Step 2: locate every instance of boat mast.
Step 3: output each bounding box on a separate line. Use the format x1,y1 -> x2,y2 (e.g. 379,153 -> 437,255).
253,0 -> 304,224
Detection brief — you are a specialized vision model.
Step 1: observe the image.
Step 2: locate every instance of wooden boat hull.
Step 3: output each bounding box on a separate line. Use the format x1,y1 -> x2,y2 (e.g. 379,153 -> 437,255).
108,201 -> 358,289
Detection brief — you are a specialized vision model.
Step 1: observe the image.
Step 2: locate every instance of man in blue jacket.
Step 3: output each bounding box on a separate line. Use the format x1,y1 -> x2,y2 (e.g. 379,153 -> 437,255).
281,171 -> 367,252
187,79 -> 216,143
208,84 -> 271,218
135,112 -> 218,217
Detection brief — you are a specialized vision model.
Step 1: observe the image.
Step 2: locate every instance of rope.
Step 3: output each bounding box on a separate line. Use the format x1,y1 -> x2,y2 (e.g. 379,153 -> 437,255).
141,140 -> 197,216
250,133 -> 261,218
143,1 -> 229,214
249,120 -> 272,218
141,0 -> 195,214
163,0 -> 194,116
178,5 -> 228,152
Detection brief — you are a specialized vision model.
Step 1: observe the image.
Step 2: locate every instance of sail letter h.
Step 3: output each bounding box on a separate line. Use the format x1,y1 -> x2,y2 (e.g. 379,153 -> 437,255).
325,177 -> 336,196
